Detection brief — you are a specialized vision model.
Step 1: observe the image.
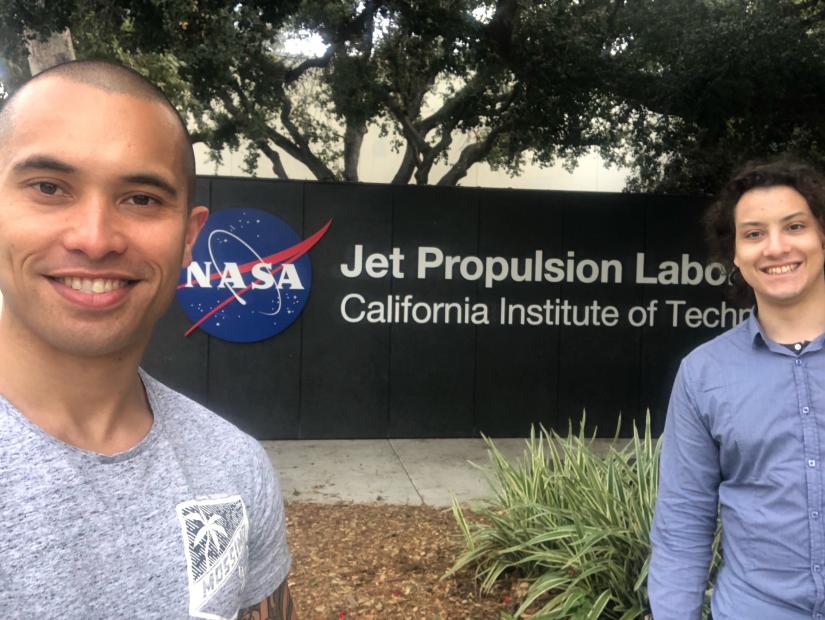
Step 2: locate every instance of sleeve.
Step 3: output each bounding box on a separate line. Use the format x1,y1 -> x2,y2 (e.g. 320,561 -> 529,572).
238,439 -> 292,608
648,359 -> 721,620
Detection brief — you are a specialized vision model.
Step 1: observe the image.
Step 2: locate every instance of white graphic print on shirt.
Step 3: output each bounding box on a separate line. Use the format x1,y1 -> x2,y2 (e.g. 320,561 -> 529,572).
176,496 -> 250,620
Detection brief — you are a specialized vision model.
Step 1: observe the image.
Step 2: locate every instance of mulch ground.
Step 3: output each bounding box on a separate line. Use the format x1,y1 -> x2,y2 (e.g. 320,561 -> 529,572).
284,502 -> 527,620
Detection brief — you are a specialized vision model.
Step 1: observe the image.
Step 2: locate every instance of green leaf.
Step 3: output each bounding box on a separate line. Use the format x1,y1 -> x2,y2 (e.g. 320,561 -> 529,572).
448,413 -> 721,619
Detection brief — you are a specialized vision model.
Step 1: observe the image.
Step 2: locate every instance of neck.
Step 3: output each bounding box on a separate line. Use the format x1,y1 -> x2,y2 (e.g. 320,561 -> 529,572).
756,289 -> 825,344
0,313 -> 152,456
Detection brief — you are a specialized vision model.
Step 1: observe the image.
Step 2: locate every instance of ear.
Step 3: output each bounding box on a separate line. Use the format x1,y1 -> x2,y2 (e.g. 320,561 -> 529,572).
182,206 -> 209,266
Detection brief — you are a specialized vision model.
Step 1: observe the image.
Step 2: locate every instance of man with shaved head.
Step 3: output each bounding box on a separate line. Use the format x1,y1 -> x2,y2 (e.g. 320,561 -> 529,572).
0,60 -> 295,619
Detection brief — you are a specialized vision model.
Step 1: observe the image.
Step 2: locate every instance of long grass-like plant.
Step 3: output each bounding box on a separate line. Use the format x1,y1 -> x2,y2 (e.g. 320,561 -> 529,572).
448,414 -> 721,619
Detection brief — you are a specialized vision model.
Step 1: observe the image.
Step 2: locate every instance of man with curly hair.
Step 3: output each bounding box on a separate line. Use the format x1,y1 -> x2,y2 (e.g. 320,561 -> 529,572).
650,158 -> 825,619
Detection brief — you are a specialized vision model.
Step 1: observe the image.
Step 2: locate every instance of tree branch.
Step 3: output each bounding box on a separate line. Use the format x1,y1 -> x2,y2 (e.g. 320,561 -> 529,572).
284,47 -> 334,84
485,0 -> 519,60
435,84 -> 522,186
361,0 -> 376,57
386,98 -> 429,154
229,80 -> 338,181
414,130 -> 453,184
418,75 -> 487,134
276,99 -> 337,180
256,141 -> 289,179
391,143 -> 417,184
218,86 -> 336,181
436,129 -> 501,186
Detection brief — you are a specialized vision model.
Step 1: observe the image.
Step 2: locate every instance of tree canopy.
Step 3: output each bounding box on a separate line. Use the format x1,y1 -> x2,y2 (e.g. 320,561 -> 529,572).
1,0 -> 823,192
608,0 -> 825,192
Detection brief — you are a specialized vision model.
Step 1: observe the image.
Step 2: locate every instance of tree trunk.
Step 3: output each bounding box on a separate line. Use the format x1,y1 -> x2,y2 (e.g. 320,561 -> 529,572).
391,145 -> 417,184
343,123 -> 366,182
26,29 -> 75,75
414,132 -> 453,185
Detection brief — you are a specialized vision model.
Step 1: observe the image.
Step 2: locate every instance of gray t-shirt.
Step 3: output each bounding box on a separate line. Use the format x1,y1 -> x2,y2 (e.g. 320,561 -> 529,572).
0,370 -> 290,619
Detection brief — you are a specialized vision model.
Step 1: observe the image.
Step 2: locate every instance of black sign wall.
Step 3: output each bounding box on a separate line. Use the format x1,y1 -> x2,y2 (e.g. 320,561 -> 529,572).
143,177 -> 739,439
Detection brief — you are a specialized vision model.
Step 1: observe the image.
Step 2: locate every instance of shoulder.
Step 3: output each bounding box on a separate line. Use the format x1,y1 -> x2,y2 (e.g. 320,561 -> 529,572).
681,319 -> 752,379
668,319 -> 758,409
140,370 -> 268,470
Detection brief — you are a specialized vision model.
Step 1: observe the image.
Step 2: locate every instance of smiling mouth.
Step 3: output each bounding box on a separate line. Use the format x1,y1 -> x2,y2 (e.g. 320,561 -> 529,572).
762,263 -> 801,275
52,276 -> 132,294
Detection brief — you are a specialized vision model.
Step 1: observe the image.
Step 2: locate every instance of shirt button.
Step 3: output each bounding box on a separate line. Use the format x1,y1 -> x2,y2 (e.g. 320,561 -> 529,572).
804,406 -> 811,414
796,359 -> 803,366
809,459 -> 817,467
813,511 -> 820,519
815,564 -> 822,572
795,343 -> 802,351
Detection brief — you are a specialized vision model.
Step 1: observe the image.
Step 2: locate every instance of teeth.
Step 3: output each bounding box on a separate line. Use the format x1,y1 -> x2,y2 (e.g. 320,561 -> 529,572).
765,264 -> 798,275
58,277 -> 128,293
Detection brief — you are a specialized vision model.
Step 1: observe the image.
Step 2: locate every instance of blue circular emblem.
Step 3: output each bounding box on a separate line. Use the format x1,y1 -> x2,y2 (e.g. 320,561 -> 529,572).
177,208 -> 313,343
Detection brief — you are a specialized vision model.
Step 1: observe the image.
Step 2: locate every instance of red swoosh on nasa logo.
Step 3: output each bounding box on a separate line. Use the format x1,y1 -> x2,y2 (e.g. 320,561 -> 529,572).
182,219 -> 332,337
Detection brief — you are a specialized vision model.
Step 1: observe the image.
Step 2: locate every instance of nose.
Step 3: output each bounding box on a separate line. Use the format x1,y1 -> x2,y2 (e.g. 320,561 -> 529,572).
763,229 -> 790,257
61,196 -> 128,260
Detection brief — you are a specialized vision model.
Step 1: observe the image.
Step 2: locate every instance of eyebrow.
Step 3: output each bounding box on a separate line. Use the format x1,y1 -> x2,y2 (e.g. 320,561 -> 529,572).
11,155 -> 178,199
12,155 -> 75,175
120,174 -> 178,199
737,211 -> 809,228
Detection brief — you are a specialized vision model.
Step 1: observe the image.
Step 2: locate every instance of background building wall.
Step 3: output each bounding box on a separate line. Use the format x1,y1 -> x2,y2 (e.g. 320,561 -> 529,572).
195,140 -> 629,192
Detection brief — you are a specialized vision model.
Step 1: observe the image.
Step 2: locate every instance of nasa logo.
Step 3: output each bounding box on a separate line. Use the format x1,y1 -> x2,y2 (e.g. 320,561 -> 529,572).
176,208 -> 331,343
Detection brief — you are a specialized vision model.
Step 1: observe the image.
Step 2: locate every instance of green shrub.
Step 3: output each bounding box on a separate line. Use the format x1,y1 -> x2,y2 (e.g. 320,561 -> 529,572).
448,414 -> 721,619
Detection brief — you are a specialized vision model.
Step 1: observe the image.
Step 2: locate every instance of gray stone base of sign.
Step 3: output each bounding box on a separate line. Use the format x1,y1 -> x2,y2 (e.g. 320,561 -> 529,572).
262,437 -> 619,507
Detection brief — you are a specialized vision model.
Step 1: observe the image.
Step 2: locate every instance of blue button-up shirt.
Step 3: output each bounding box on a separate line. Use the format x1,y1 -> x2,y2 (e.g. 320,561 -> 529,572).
650,314 -> 825,620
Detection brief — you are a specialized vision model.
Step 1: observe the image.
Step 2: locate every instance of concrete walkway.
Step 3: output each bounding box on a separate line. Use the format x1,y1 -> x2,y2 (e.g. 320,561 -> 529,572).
262,438 -> 529,507
262,438 -> 618,507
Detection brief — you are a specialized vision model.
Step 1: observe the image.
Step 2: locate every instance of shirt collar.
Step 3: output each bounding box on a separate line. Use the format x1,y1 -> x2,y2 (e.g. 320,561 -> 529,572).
748,308 -> 825,354
747,310 -> 769,349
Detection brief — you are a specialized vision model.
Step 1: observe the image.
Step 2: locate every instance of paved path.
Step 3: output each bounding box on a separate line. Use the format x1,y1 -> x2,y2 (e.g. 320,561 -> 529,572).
262,438 -> 617,507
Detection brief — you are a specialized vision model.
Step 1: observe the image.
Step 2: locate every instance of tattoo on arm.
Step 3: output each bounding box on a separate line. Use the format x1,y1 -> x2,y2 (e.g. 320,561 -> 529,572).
238,579 -> 297,620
